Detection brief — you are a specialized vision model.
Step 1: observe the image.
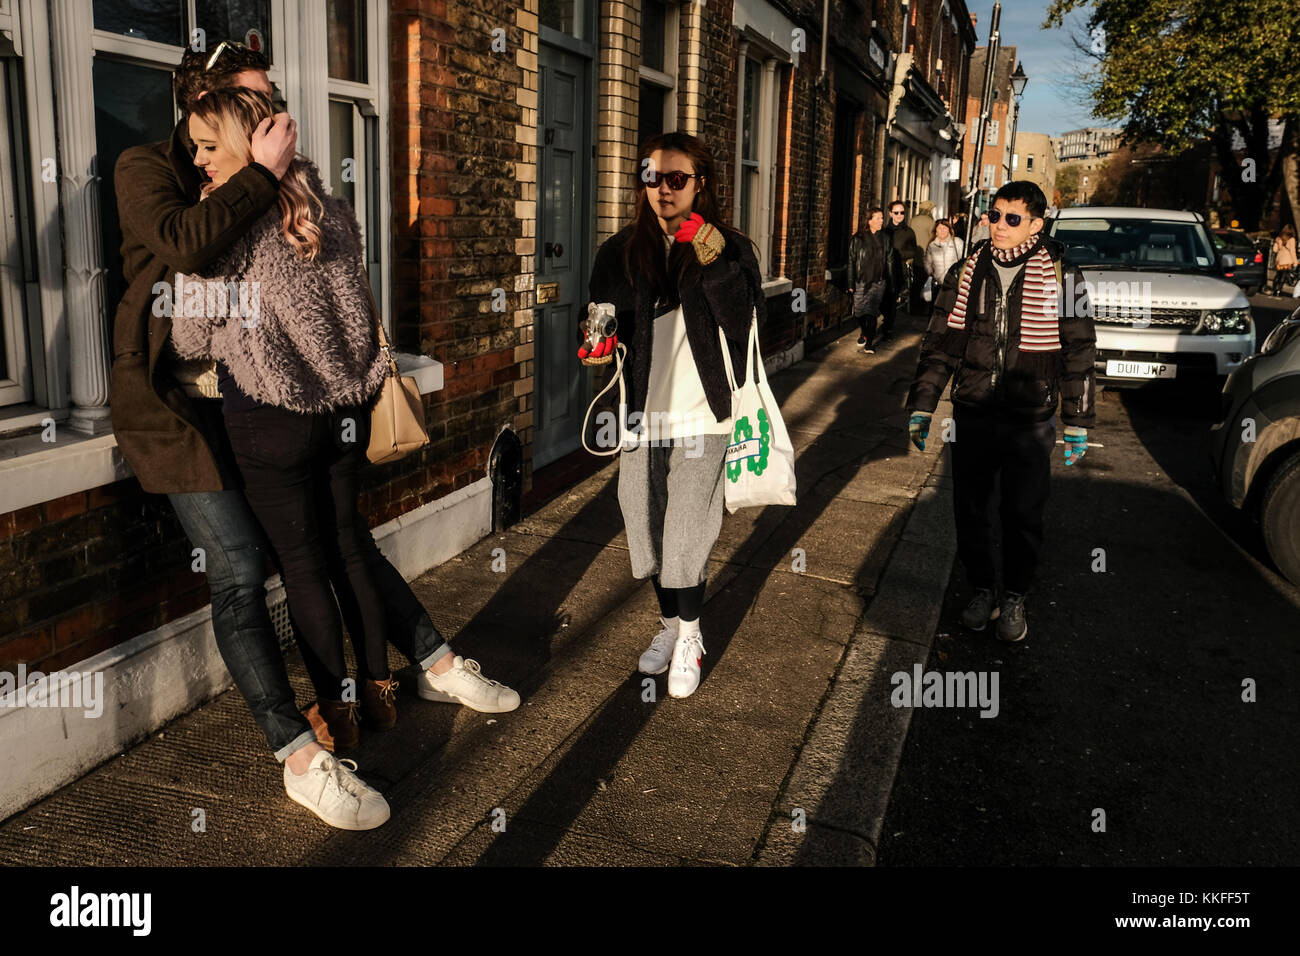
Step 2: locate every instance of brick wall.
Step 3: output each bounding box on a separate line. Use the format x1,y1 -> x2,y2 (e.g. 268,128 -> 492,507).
387,0 -> 530,500
0,483 -> 207,675
596,0 -> 638,245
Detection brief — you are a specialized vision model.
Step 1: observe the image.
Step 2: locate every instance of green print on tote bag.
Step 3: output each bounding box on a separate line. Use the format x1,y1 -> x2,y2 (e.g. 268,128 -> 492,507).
726,408 -> 771,482
718,312 -> 796,513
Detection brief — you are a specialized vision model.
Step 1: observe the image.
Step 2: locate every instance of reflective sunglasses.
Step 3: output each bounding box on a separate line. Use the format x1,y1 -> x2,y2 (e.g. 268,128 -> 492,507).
205,39 -> 250,70
643,170 -> 701,191
988,209 -> 1033,227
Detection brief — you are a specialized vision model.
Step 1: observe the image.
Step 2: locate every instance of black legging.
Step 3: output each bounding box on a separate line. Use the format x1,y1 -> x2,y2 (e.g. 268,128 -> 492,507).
652,575 -> 707,623
223,403 -> 390,699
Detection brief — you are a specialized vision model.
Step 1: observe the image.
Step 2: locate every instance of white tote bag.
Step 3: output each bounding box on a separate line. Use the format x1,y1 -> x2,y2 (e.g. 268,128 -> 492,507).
717,311 -> 797,514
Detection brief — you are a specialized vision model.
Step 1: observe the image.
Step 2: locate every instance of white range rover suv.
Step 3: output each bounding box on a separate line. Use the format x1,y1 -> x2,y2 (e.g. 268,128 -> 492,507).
1047,207 -> 1255,387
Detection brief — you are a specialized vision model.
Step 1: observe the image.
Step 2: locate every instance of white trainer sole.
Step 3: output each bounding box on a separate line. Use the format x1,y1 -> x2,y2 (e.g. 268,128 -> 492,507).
417,684 -> 518,713
284,786 -> 390,831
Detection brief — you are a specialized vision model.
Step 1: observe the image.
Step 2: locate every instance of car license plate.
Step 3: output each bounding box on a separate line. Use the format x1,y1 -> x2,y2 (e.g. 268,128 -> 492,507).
1106,360 -> 1177,379
1235,257 -> 1245,265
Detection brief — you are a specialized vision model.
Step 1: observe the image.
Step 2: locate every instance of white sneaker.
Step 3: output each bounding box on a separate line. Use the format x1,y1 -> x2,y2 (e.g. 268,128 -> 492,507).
668,632 -> 706,698
283,750 -> 390,830
638,618 -> 679,675
418,655 -> 521,713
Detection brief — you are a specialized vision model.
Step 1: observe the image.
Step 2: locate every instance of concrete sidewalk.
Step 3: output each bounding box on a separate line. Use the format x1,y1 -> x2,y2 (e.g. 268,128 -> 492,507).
0,313 -> 955,866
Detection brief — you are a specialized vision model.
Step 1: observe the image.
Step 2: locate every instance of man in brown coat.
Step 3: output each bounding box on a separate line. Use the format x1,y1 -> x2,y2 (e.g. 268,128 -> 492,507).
110,45 -> 516,831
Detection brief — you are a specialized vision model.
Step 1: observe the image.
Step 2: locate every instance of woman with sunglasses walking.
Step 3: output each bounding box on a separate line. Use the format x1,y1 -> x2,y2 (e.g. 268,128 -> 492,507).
583,132 -> 764,698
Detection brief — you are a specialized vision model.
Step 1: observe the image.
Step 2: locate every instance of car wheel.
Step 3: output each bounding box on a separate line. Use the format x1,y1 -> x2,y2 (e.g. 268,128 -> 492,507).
1246,285 -> 1262,297
1261,451 -> 1300,587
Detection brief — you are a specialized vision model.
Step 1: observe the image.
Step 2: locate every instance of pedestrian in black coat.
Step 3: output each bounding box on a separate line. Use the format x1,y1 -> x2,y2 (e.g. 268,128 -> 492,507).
847,207 -> 889,351
904,181 -> 1097,643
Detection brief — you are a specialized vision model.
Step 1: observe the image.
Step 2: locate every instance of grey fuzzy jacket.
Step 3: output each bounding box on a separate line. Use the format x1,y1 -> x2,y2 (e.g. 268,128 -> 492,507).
170,160 -> 387,414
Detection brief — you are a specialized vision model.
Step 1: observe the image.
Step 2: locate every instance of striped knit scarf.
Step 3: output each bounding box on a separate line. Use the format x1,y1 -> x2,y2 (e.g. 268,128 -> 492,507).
947,236 -> 1061,352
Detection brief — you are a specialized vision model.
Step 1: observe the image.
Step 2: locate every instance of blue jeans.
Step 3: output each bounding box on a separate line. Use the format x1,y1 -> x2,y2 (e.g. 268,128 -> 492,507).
169,488 -> 452,760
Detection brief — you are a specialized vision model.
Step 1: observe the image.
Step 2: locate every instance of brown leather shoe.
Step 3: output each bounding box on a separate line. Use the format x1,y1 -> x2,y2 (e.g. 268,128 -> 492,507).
360,677 -> 400,731
316,699 -> 360,752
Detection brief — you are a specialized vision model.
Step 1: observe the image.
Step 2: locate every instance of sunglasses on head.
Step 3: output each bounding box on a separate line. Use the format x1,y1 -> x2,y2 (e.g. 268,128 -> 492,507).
644,170 -> 700,191
988,209 -> 1034,227
205,39 -> 250,71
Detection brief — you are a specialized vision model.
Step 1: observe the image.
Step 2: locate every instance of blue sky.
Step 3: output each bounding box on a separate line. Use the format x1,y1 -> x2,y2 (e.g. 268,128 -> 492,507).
971,1 -> 1120,136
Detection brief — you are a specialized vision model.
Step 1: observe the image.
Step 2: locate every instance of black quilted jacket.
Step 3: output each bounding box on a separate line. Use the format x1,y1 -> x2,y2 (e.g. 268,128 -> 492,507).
905,236 -> 1097,428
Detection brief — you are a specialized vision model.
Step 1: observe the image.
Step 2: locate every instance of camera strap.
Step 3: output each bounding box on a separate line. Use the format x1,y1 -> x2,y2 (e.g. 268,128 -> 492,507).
581,342 -> 631,457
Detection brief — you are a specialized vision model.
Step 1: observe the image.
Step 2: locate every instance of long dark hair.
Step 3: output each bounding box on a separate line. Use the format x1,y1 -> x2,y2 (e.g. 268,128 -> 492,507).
856,207 -> 884,237
624,132 -> 735,298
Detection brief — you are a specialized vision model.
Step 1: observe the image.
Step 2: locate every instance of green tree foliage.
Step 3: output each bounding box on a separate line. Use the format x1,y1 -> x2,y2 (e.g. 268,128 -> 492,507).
1044,0 -> 1300,229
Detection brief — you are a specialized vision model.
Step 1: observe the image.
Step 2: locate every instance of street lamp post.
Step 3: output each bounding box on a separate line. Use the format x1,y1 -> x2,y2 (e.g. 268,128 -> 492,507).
1006,62 -> 1028,184
964,3 -> 1002,239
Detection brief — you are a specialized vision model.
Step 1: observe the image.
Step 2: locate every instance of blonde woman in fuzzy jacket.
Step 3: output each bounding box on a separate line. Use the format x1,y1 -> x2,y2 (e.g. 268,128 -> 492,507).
173,88 -> 518,828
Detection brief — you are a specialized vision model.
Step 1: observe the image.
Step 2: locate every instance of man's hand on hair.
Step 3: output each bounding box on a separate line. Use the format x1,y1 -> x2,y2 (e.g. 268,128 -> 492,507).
251,113 -> 298,181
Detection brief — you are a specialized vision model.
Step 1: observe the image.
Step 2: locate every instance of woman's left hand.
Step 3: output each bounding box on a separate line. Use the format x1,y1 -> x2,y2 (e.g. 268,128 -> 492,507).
675,213 -> 725,265
674,213 -> 705,244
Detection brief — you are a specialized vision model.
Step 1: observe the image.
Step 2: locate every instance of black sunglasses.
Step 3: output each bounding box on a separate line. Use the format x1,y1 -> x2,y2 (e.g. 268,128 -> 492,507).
988,209 -> 1036,228
643,170 -> 701,191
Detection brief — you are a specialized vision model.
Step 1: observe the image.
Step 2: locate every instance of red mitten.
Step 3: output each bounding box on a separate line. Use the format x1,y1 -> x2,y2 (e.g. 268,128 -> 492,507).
580,333 -> 618,364
674,213 -> 704,243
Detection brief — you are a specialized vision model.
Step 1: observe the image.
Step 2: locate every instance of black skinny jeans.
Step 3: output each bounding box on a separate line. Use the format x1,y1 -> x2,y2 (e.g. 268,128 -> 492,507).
224,403 -> 390,698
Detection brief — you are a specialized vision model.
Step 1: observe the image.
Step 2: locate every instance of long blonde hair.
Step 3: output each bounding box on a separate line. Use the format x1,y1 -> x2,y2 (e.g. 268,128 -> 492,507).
189,87 -> 324,260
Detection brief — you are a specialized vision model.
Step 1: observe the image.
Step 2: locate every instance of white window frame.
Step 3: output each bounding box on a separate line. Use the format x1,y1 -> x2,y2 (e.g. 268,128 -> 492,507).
321,0 -> 388,328
733,34 -> 784,279
986,118 -> 998,147
0,41 -> 32,407
638,0 -> 678,136
1,0 -> 427,515
1026,153 -> 1034,171
0,0 -> 66,429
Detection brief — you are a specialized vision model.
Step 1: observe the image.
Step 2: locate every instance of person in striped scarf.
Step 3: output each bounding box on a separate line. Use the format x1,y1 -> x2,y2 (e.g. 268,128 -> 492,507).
904,181 -> 1096,643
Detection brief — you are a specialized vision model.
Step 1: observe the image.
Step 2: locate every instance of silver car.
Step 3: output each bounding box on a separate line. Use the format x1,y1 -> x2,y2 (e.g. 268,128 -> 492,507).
1210,309 -> 1300,586
1048,207 -> 1254,388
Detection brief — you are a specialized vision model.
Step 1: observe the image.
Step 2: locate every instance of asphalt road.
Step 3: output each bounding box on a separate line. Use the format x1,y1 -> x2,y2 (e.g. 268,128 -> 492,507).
876,292 -> 1300,866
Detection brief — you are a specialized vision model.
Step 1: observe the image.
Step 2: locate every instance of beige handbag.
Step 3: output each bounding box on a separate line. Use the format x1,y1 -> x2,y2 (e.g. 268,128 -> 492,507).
363,285 -> 430,465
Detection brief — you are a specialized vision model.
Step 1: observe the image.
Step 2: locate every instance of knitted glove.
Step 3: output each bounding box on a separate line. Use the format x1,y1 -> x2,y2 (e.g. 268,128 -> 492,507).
908,412 -> 932,452
674,213 -> 725,265
1063,426 -> 1088,466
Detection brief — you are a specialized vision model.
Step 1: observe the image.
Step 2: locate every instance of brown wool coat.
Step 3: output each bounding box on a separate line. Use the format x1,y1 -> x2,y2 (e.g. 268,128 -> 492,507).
109,121 -> 282,494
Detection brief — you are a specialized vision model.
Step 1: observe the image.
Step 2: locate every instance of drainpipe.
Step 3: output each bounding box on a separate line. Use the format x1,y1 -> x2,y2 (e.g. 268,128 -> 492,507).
964,2 -> 1001,235
803,0 -> 830,344
819,0 -> 829,83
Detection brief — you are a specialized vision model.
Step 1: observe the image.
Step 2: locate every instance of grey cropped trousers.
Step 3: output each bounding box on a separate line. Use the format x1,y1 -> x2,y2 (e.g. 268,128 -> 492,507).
616,434 -> 728,588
